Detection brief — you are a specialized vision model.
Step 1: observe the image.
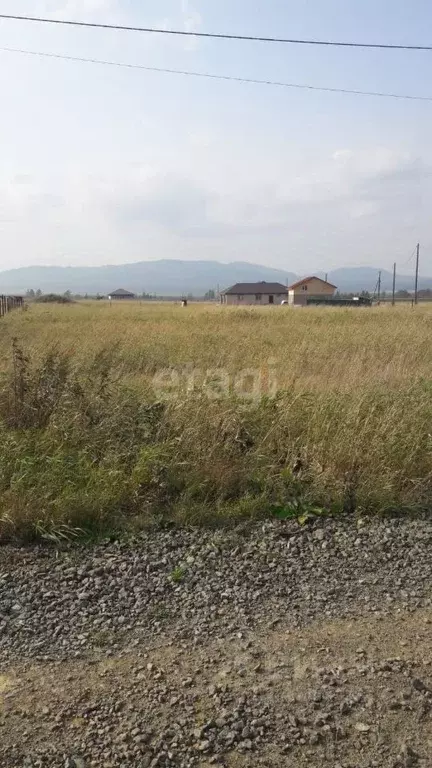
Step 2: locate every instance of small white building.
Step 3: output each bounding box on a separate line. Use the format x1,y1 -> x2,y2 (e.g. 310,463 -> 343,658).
287,276 -> 337,306
220,281 -> 288,306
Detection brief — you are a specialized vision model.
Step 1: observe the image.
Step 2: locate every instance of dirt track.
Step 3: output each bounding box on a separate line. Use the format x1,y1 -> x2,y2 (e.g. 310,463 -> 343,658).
1,518 -> 431,767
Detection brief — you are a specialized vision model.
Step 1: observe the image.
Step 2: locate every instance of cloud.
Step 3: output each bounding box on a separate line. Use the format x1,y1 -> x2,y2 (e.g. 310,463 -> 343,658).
0,175 -> 66,223
181,0 -> 202,32
180,0 -> 202,50
332,147 -> 431,183
334,151 -> 430,226
103,172 -> 212,232
37,0 -> 117,19
0,145 -> 430,270
0,0 -> 124,34
94,148 -> 431,241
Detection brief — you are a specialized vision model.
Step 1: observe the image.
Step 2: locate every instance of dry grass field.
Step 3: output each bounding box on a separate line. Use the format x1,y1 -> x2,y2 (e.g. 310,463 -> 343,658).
0,300 -> 430,540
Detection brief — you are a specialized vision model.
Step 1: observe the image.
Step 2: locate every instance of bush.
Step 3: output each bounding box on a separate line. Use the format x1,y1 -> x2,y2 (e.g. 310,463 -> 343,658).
0,343 -> 166,541
35,293 -> 75,304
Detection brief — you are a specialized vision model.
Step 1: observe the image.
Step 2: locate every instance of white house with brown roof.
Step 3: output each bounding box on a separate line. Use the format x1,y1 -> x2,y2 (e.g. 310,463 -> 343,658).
287,276 -> 337,306
220,281 -> 288,306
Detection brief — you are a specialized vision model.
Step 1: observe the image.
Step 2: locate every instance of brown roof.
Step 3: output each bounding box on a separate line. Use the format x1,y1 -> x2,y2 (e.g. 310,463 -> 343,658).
222,281 -> 288,295
287,276 -> 337,290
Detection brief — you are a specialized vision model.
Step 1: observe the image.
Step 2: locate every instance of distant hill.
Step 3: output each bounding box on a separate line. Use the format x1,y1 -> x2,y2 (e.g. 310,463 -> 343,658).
324,267 -> 429,293
0,260 -> 429,296
0,261 -> 295,296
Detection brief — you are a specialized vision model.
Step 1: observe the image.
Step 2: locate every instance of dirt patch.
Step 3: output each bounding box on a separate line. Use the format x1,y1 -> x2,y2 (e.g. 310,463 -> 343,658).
1,518 -> 431,765
1,611 -> 431,766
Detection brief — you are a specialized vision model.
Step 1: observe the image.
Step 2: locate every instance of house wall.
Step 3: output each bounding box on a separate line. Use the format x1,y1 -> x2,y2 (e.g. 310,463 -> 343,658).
289,279 -> 335,306
224,293 -> 287,306
288,291 -> 305,306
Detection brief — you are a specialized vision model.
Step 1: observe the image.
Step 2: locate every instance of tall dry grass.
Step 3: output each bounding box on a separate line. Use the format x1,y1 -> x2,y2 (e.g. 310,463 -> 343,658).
0,301 -> 430,540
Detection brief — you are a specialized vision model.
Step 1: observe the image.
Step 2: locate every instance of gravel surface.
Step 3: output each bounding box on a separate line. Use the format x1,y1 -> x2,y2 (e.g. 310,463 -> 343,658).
0,517 -> 431,767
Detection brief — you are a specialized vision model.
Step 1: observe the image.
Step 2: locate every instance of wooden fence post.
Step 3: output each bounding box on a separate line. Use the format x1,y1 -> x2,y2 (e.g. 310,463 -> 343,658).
0,295 -> 25,317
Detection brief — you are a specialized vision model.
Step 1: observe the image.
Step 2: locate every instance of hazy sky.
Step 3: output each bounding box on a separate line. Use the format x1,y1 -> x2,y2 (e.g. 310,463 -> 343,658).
0,0 -> 432,273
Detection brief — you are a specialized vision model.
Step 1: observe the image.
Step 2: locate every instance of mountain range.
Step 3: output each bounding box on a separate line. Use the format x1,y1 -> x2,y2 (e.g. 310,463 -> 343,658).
0,260 -> 427,296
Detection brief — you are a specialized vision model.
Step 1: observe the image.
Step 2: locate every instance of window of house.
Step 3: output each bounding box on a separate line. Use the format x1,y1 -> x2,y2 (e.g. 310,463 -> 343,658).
302,285 -> 308,291
255,293 -> 262,300
238,295 -> 243,300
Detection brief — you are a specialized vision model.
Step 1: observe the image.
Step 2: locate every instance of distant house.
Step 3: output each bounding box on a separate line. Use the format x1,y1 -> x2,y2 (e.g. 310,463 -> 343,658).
287,276 -> 337,306
220,281 -> 288,306
108,288 -> 136,300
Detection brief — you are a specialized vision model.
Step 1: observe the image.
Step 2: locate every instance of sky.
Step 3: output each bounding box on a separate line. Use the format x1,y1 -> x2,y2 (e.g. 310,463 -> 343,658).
0,0 -> 432,274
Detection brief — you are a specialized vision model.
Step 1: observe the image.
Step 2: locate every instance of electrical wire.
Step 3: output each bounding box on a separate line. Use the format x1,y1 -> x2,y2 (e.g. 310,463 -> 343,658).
404,246 -> 418,265
2,46 -> 432,102
0,13 -> 432,51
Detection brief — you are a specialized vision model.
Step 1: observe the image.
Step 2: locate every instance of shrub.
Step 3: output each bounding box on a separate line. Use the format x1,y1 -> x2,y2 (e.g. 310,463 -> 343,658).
0,343 -> 167,540
35,293 -> 75,304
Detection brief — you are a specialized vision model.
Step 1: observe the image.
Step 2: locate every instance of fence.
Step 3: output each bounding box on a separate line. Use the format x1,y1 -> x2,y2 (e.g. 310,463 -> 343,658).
0,295 -> 24,318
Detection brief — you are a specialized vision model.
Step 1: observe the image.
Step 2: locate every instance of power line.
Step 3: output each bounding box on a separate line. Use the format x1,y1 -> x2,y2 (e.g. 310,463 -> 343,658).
371,273 -> 380,300
404,246 -> 418,265
1,13 -> 432,51
2,46 -> 432,102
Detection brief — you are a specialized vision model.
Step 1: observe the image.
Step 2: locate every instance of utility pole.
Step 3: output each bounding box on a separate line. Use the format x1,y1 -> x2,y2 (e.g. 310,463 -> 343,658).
414,243 -> 420,305
377,270 -> 381,305
392,263 -> 396,306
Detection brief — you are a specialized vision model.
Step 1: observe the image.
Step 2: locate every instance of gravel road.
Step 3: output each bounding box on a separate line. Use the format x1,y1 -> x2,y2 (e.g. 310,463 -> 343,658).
0,517 -> 431,767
